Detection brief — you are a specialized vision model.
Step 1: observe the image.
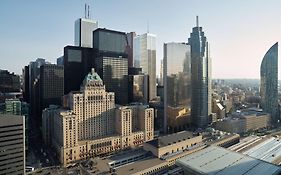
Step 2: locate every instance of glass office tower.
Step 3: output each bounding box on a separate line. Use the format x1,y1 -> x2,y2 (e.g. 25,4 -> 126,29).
188,17 -> 212,128
164,42 -> 191,133
74,18 -> 98,48
134,33 -> 157,101
260,42 -> 278,125
93,28 -> 129,104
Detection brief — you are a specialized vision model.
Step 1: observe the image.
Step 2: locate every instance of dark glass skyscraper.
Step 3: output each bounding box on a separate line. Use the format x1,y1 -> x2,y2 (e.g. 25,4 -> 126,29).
63,46 -> 95,95
93,28 -> 129,104
260,42 -> 278,125
188,17 -> 212,128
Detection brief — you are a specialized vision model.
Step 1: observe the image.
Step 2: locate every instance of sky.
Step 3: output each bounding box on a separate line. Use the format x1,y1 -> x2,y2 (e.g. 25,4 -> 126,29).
0,0 -> 281,79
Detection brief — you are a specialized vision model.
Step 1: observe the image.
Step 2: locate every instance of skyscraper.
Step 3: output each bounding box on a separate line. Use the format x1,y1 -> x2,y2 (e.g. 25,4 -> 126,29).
93,28 -> 129,104
164,42 -> 191,133
260,42 -> 278,125
39,64 -> 64,125
63,46 -> 95,95
126,32 -> 136,68
74,18 -> 98,48
134,33 -> 157,101
188,16 -> 212,128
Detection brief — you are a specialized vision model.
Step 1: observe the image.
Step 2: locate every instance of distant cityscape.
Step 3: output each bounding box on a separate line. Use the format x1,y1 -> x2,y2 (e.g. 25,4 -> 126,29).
1,2 -> 281,175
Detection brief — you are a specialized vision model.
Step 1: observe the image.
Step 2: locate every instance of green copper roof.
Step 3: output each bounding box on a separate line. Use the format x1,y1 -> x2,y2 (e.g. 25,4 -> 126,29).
86,68 -> 102,82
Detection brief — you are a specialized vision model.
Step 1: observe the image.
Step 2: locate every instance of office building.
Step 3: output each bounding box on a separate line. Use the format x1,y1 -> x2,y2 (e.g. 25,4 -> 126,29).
0,69 -> 20,93
0,114 -> 25,175
93,28 -> 129,104
260,42 -> 278,125
188,16 -> 212,128
163,42 -> 191,133
63,46 -> 95,95
22,65 -> 30,103
39,64 -> 64,110
134,33 -> 157,101
45,69 -> 154,166
74,18 -> 98,48
214,110 -> 271,134
126,32 -> 136,68
28,58 -> 46,118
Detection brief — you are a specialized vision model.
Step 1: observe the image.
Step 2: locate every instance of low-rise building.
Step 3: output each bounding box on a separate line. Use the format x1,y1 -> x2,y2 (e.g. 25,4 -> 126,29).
214,110 -> 271,134
176,146 -> 281,175
143,131 -> 202,158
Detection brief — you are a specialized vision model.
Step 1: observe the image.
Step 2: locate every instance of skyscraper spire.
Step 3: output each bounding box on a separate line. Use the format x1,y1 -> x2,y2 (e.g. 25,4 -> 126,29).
196,16 -> 199,27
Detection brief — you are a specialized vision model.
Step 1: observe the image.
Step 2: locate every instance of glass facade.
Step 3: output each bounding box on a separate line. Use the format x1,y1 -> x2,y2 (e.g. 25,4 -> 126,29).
128,74 -> 149,104
96,56 -> 128,105
93,28 -> 129,104
133,33 -> 157,101
188,20 -> 212,128
164,42 -> 191,133
93,29 -> 128,54
260,42 -> 278,124
74,18 -> 98,48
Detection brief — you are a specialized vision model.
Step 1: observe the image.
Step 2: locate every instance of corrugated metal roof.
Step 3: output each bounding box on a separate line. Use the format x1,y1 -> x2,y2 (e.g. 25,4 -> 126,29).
176,146 -> 281,175
243,137 -> 281,163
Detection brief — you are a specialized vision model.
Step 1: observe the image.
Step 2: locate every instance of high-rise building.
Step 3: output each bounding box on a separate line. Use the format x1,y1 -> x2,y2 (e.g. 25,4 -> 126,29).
39,64 -> 64,125
0,114 -> 25,175
74,18 -> 98,48
93,28 -> 129,104
164,42 -> 191,133
46,69 -> 154,166
63,46 -> 95,95
126,32 -> 136,68
188,16 -> 212,128
28,58 -> 46,117
0,69 -> 20,93
134,33 -> 157,101
22,65 -> 30,103
260,42 -> 278,125
63,68 -> 115,140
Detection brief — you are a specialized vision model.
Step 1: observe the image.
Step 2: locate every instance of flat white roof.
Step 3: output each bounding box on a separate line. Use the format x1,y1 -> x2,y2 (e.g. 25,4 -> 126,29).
176,146 -> 281,175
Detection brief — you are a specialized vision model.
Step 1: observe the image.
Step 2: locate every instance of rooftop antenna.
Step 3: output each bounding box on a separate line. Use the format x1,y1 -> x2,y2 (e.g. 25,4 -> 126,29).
196,15 -> 199,27
88,5 -> 90,19
147,20 -> 150,33
84,3 -> 87,18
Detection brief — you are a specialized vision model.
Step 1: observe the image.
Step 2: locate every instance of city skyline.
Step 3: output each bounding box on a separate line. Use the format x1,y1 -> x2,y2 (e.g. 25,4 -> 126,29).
1,0 -> 281,79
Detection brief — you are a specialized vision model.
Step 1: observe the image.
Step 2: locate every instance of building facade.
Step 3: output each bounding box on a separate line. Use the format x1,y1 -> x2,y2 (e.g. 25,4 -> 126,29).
128,68 -> 149,104
134,33 -> 157,101
93,28 -> 129,104
0,69 -> 20,93
63,46 -> 95,95
260,42 -> 278,125
188,17 -> 212,128
163,42 -> 191,133
74,18 -> 98,48
0,114 -> 25,175
48,69 -> 154,166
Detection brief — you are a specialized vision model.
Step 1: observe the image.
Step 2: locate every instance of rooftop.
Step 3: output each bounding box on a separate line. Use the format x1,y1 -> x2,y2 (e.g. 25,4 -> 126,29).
243,137 -> 281,164
176,146 -> 281,175
146,131 -> 197,148
115,157 -> 166,175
